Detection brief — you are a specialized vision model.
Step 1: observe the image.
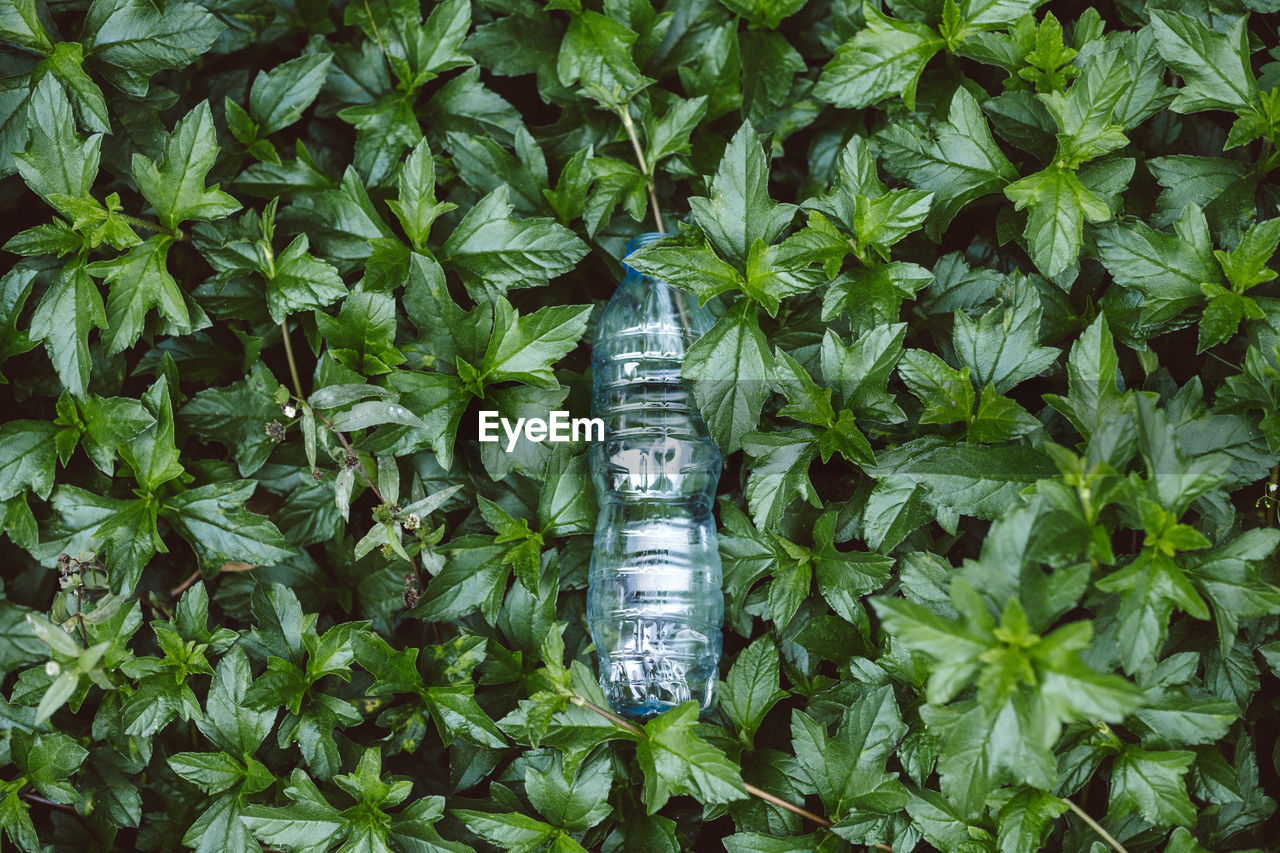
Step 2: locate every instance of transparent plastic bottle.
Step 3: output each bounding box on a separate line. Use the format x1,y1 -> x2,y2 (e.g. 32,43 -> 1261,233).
587,232 -> 724,718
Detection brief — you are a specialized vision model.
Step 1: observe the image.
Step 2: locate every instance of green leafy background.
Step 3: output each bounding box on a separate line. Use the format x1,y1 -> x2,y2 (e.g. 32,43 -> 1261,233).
1,0 -> 1279,850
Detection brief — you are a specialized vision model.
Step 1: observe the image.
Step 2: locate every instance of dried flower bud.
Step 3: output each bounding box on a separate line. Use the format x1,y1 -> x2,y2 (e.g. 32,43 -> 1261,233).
345,453 -> 360,469
266,421 -> 286,442
403,574 -> 420,608
56,553 -> 73,573
312,468 -> 323,482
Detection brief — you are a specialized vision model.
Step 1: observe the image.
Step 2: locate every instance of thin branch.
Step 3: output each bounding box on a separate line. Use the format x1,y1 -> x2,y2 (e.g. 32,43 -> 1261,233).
22,793 -> 74,812
280,321 -> 306,401
742,782 -> 833,830
616,105 -> 666,234
118,212 -> 182,240
570,694 -> 643,736
170,562 -> 256,598
1065,797 -> 1129,853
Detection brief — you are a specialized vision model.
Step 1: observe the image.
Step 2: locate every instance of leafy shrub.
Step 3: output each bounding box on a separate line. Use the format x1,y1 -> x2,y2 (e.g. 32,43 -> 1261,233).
2,0 -> 1280,851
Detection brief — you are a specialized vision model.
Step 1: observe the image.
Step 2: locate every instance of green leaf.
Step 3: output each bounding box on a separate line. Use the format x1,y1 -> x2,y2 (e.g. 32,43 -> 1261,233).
1004,164 -> 1111,278
720,635 -> 787,746
820,325 -> 906,425
870,440 -> 1056,520
688,122 -> 796,267
118,376 -> 185,492
317,292 -> 405,375
180,364 -> 280,476
814,4 -> 944,110
877,87 -> 1018,237
1215,217 -> 1280,293
387,140 -> 456,252
169,751 -> 247,795
45,42 -> 111,134
480,298 -> 592,389
713,0 -> 805,29
683,299 -> 773,453
0,420 -> 58,502
442,186 -> 588,292
0,0 -> 54,53
86,235 -> 189,354
643,95 -> 707,167
1149,11 -> 1262,118
952,277 -> 1059,393
15,75 -> 100,205
249,54 -> 332,136
525,751 -> 613,832
636,702 -> 749,813
82,0 -> 224,96
163,480 -> 294,570
266,235 -> 347,324
454,809 -> 558,853
242,770 -> 346,849
742,429 -> 821,531
555,11 -> 647,105
994,788 -> 1067,853
1042,313 -> 1127,440
1095,204 -> 1220,334
624,243 -> 744,306
897,350 -> 973,426
1107,746 -> 1196,827
133,101 -> 240,230
790,686 -> 908,819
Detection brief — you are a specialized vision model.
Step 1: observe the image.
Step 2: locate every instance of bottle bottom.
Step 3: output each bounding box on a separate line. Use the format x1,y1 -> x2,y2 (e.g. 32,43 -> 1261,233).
591,616 -> 720,718
598,652 -> 718,718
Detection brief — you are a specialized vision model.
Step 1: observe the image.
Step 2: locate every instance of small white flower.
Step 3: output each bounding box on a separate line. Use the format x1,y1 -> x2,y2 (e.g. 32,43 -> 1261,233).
45,661 -> 60,677
283,404 -> 298,418
404,513 -> 421,531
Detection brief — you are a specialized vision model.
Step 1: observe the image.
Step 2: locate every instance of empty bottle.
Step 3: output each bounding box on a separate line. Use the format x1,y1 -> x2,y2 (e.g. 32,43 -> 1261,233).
587,232 -> 724,718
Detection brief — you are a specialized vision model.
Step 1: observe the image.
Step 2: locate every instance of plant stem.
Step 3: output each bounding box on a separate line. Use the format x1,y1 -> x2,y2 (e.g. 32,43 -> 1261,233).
280,321 -> 305,401
118,213 -> 182,240
22,793 -> 74,812
1267,465 -> 1278,526
616,104 -> 666,234
741,782 -> 834,830
570,694 -> 643,735
1065,797 -> 1128,853
569,693 -> 872,840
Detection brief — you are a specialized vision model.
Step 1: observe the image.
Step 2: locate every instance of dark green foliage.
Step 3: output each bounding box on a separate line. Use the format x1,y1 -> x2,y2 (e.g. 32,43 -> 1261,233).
1,0 -> 1279,851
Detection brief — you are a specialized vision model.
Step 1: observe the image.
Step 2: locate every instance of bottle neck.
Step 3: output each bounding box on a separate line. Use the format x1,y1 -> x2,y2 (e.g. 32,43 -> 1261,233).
623,232 -> 667,277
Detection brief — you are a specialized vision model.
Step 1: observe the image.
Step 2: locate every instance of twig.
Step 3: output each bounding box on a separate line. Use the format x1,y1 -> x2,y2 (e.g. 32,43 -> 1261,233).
742,782 -> 834,830
571,693 -> 643,736
170,562 -> 256,598
569,694 -> 882,841
22,793 -> 74,812
616,105 -> 666,234
1065,797 -> 1128,853
280,321 -> 305,401
118,213 -> 182,240
1265,465 -> 1278,526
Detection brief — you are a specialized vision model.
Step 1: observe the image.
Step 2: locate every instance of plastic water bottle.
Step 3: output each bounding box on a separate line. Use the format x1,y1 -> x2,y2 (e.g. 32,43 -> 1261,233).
587,232 -> 724,717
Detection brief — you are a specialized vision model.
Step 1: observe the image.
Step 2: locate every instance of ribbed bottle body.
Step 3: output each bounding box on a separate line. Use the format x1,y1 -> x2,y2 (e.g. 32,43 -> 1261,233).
587,236 -> 723,717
